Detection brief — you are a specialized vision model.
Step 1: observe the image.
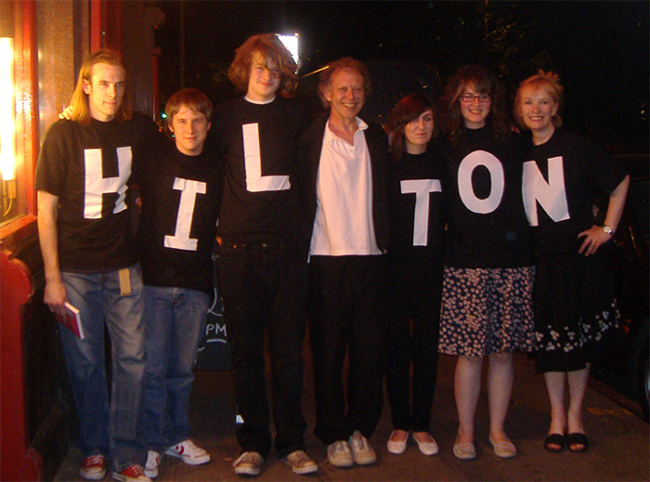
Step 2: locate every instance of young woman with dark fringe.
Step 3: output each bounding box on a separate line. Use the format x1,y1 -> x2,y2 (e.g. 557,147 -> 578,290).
384,94 -> 445,457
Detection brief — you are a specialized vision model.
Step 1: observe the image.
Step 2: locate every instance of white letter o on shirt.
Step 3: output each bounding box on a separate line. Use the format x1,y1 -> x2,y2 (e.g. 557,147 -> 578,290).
457,150 -> 505,214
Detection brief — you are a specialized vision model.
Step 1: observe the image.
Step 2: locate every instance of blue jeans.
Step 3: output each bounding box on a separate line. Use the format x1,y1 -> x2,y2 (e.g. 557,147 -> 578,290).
60,265 -> 146,471
141,285 -> 209,452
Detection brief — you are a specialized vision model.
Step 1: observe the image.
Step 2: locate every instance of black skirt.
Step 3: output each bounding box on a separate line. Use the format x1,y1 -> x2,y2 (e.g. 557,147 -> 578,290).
533,249 -> 620,373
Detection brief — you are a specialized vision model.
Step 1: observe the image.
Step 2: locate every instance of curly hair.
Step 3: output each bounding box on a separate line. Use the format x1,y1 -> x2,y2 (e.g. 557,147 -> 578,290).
440,65 -> 511,145
227,33 -> 298,98
69,49 -> 132,125
317,57 -> 372,110
514,70 -> 564,131
386,93 -> 438,162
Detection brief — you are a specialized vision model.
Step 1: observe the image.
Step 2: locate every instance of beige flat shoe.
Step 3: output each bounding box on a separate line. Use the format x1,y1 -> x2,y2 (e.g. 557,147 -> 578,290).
386,430 -> 408,455
413,433 -> 439,456
489,436 -> 517,458
453,439 -> 476,460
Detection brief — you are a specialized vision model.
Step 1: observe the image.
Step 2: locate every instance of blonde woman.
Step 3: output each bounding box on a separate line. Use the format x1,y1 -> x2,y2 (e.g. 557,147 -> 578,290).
515,70 -> 629,453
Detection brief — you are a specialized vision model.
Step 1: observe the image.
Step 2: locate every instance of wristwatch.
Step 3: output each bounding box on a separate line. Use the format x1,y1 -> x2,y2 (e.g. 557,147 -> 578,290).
602,225 -> 614,236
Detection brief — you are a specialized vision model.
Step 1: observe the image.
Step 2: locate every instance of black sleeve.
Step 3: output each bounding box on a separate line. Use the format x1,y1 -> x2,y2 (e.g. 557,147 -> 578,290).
35,120 -> 70,196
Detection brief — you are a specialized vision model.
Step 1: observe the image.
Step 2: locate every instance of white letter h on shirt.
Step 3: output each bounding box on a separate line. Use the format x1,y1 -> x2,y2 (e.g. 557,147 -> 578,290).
83,147 -> 132,219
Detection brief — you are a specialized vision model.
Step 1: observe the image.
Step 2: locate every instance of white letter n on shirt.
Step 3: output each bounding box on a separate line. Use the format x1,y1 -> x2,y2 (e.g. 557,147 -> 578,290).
84,147 -> 131,219
522,156 -> 570,227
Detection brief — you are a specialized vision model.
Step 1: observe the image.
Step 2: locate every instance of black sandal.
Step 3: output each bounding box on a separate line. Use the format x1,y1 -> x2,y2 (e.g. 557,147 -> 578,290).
544,433 -> 565,453
567,433 -> 588,453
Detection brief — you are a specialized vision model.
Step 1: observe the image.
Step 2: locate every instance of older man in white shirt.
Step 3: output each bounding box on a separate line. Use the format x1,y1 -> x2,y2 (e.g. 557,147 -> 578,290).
298,57 -> 390,470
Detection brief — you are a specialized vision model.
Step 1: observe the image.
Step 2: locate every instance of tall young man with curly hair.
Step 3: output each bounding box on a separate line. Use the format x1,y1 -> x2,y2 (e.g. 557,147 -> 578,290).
212,33 -> 317,477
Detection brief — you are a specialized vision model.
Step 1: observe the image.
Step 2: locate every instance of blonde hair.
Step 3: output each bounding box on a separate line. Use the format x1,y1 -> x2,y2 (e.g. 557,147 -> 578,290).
514,70 -> 564,130
227,33 -> 298,98
69,49 -> 132,125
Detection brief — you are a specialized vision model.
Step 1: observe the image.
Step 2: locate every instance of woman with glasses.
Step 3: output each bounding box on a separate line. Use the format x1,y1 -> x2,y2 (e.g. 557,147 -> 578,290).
438,65 -> 535,460
383,94 -> 446,457
515,71 -> 629,454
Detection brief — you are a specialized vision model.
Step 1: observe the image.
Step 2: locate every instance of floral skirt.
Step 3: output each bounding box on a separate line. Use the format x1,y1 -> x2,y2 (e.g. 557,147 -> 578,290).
438,266 -> 536,357
533,250 -> 620,373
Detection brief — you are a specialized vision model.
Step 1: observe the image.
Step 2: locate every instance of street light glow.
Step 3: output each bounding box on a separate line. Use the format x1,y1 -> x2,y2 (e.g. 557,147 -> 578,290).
277,33 -> 299,66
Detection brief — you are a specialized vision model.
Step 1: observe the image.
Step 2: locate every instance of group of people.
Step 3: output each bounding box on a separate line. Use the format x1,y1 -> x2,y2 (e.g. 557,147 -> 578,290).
35,32 -> 629,482
384,65 -> 628,463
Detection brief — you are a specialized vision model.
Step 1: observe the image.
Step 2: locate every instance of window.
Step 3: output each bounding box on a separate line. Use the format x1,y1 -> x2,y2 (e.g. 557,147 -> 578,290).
0,0 -> 37,243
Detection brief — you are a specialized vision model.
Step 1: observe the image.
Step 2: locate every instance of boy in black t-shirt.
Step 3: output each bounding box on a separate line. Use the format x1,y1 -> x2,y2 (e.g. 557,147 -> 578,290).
137,89 -> 221,478
211,33 -> 317,477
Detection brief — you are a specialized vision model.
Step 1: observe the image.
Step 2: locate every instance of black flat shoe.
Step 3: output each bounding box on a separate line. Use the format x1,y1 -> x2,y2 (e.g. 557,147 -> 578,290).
544,433 -> 565,453
567,433 -> 588,453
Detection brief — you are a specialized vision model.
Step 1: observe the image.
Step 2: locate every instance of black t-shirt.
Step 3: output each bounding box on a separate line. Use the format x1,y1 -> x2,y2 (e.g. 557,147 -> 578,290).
136,137 -> 222,293
388,148 -> 446,292
439,126 -> 533,268
522,128 -> 628,254
35,113 -> 159,271
212,96 -> 309,244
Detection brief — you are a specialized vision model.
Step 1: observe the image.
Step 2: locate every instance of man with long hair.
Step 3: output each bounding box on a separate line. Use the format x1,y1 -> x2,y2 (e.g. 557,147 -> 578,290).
36,49 -> 158,482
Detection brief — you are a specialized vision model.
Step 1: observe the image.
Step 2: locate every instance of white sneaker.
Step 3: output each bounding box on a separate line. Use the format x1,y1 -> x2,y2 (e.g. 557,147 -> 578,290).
144,450 -> 160,478
282,450 -> 318,475
165,439 -> 210,465
232,451 -> 264,476
349,430 -> 376,465
326,440 -> 354,468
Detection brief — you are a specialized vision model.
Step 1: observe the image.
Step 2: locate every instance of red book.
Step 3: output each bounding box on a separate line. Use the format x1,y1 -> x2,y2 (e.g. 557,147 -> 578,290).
57,302 -> 84,340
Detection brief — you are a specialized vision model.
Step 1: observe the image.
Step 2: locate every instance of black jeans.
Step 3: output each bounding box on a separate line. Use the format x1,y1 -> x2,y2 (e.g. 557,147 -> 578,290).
308,255 -> 388,445
219,241 -> 308,458
384,284 -> 442,433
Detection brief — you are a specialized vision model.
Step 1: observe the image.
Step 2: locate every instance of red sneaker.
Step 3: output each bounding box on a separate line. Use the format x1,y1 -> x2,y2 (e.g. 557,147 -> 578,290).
111,464 -> 151,482
80,455 -> 106,480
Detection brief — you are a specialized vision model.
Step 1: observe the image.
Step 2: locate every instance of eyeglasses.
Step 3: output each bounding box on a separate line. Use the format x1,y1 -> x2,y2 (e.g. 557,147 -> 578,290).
460,93 -> 491,103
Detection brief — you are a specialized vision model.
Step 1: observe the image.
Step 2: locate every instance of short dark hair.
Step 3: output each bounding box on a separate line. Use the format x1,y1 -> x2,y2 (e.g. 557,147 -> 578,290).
165,88 -> 212,123
386,93 -> 438,162
317,57 -> 372,110
227,33 -> 298,97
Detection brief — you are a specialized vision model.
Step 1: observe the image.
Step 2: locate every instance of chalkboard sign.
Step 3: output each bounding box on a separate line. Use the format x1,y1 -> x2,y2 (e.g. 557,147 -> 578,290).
194,249 -> 230,370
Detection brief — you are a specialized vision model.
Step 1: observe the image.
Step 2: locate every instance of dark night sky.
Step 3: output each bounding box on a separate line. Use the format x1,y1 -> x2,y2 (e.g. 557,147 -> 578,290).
153,0 -> 649,150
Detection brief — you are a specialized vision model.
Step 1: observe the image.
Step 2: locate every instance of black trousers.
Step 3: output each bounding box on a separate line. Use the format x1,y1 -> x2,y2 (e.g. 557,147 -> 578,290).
384,281 -> 442,433
308,255 -> 388,445
219,241 -> 308,458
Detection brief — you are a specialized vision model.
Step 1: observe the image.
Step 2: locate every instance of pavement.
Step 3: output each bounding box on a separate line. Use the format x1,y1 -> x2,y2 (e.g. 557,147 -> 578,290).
54,349 -> 649,482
